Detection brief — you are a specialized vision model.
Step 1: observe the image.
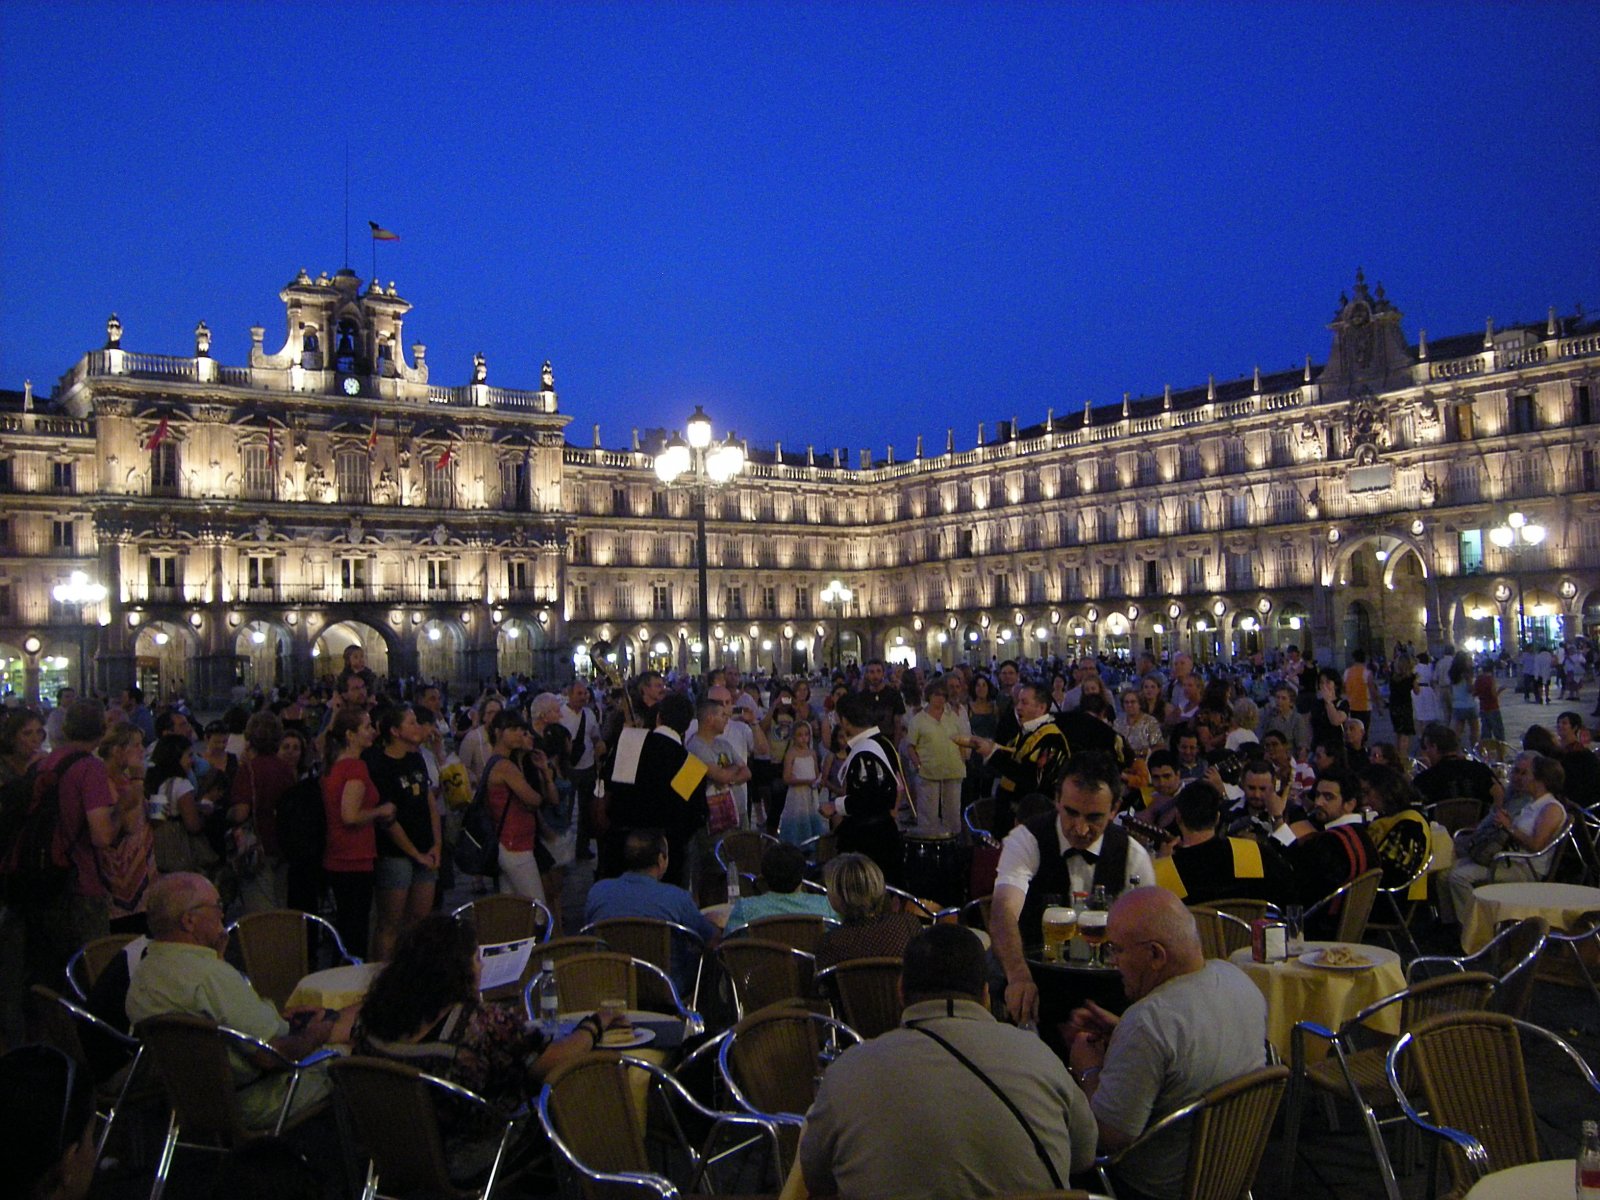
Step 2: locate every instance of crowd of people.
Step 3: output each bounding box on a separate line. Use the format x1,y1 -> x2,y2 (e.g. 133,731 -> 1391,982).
2,632 -> 1596,1200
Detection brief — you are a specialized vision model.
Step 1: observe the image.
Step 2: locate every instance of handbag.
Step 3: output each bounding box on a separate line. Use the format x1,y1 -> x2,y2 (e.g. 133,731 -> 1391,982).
454,755 -> 512,877
707,788 -> 739,837
1464,815 -> 1512,867
226,762 -> 267,879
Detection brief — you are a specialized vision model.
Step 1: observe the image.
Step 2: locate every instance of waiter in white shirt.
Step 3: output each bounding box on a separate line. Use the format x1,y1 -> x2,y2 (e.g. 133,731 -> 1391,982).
989,752 -> 1154,1028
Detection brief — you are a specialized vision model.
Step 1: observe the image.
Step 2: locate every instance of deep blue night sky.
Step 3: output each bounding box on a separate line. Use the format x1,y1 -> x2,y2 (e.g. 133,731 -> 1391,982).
3,2 -> 1597,457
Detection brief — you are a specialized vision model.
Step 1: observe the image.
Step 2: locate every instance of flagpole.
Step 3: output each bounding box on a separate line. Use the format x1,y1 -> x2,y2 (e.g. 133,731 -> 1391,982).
344,141 -> 350,269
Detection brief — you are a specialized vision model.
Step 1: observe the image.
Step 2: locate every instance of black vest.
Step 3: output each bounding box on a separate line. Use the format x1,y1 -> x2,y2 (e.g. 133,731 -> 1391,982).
1017,812 -> 1131,948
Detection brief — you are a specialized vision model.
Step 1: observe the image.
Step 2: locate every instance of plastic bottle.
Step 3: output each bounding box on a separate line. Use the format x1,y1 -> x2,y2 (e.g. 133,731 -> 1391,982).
727,870 -> 741,903
1579,1119 -> 1600,1199
536,957 -> 559,1034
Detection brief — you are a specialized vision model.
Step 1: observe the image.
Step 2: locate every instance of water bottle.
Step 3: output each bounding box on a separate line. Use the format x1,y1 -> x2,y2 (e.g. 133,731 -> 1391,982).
727,868 -> 741,903
1579,1119 -> 1600,1199
537,958 -> 560,1035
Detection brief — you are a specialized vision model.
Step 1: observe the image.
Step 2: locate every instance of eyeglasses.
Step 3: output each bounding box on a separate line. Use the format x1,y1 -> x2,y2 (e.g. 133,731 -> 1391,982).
1102,938 -> 1156,963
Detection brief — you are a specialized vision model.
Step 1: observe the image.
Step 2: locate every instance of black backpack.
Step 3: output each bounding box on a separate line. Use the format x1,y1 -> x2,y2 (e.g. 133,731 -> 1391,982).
0,750 -> 91,904
276,775 -> 326,869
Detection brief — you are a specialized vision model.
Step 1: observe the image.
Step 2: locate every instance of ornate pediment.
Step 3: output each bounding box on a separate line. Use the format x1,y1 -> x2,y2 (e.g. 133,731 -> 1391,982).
1322,269 -> 1413,399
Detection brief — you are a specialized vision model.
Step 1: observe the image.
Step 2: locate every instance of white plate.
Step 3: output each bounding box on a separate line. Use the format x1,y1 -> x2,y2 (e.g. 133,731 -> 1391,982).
1298,948 -> 1374,971
594,1027 -> 656,1049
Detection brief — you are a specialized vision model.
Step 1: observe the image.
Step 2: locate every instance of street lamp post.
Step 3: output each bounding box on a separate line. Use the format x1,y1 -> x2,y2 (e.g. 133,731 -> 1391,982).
1488,511 -> 1547,649
653,406 -> 745,677
822,578 -> 852,670
52,570 -> 108,694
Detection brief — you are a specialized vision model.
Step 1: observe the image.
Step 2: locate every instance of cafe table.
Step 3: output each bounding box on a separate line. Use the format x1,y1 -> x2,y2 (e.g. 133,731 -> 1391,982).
1461,881 -> 1600,954
286,962 -> 383,1010
1462,1159 -> 1574,1199
701,903 -> 732,930
1227,941 -> 1405,1060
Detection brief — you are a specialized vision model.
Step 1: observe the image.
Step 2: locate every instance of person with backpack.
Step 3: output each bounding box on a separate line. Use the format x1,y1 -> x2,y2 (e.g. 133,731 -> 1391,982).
1,699 -> 121,996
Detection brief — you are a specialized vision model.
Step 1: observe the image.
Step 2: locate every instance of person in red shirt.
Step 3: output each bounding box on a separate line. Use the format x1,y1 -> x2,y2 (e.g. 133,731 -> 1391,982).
231,711 -> 298,915
1473,666 -> 1506,743
321,708 -> 395,959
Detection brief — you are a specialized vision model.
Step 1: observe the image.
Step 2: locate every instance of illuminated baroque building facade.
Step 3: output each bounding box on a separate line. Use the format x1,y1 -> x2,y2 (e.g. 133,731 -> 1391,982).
2,267 -> 1598,709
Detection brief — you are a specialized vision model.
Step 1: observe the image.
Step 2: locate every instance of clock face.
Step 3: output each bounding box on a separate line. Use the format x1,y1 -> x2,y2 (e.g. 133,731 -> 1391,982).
342,377 -> 360,396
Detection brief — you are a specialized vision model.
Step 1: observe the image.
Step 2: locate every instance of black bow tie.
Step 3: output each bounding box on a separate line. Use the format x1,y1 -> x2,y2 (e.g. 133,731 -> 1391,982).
1064,848 -> 1099,864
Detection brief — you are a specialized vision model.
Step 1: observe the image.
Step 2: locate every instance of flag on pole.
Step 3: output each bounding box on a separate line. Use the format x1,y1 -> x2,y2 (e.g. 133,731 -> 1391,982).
368,220 -> 400,241
436,446 -> 453,470
367,417 -> 379,451
142,417 -> 170,451
267,425 -> 278,466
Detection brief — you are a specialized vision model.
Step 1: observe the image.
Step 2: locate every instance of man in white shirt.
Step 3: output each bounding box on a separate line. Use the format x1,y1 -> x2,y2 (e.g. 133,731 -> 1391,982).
989,753 -> 1155,1027
559,679 -> 601,857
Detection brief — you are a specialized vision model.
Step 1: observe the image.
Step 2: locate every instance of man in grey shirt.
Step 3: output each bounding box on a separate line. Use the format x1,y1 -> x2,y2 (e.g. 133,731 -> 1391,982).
801,924 -> 1096,1200
1068,887 -> 1266,1200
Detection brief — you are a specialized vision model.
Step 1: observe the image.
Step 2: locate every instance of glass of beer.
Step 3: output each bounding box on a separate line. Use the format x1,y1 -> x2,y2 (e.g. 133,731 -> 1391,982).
1078,909 -> 1109,966
1041,905 -> 1078,963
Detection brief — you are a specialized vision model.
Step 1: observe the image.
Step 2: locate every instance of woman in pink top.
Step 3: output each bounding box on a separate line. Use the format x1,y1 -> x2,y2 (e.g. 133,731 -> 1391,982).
322,707 -> 395,958
485,710 -> 553,905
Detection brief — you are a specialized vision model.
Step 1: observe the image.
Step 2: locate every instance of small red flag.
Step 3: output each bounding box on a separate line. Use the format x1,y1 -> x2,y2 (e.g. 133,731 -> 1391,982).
436,447 -> 453,469
142,417 -> 170,451
267,426 -> 277,465
368,220 -> 400,242
367,418 -> 379,451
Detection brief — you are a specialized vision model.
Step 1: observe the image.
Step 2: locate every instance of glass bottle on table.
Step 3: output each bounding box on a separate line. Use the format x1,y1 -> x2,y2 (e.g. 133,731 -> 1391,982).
1579,1120 -> 1600,1200
536,957 -> 560,1035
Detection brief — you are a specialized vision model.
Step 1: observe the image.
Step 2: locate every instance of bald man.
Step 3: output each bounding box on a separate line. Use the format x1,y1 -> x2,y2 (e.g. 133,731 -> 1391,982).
1066,887 -> 1265,1200
125,874 -> 351,1129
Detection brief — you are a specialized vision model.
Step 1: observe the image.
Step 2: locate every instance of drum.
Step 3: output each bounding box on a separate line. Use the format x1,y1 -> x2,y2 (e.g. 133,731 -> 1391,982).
901,833 -> 967,907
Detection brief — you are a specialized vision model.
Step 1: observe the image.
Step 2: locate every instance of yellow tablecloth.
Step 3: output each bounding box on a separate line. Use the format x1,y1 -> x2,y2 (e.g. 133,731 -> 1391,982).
1429,821 -> 1456,873
1229,942 -> 1405,1059
286,962 -> 383,1010
1461,882 -> 1600,954
1463,1159 -> 1574,1200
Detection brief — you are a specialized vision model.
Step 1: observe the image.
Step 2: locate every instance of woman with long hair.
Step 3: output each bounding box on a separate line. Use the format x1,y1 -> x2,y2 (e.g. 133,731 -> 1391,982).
1448,650 -> 1481,749
145,733 -> 215,876
457,693 -> 504,790
364,705 -> 440,961
353,914 -> 625,1178
96,724 -> 156,933
485,709 -> 552,904
0,708 -> 45,786
967,672 -> 1000,804
321,707 -> 395,959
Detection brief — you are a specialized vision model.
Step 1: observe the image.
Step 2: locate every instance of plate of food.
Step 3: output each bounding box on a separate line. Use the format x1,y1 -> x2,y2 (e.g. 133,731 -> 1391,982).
595,1025 -> 656,1049
1299,945 -> 1373,971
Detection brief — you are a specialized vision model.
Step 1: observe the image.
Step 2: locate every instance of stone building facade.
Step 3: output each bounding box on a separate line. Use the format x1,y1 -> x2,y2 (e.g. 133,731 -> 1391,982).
1,267 -> 1597,708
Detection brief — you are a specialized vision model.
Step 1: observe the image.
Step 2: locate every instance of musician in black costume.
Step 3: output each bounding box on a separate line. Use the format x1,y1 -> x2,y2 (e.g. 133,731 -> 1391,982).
965,682 -> 1070,836
820,693 -> 907,885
